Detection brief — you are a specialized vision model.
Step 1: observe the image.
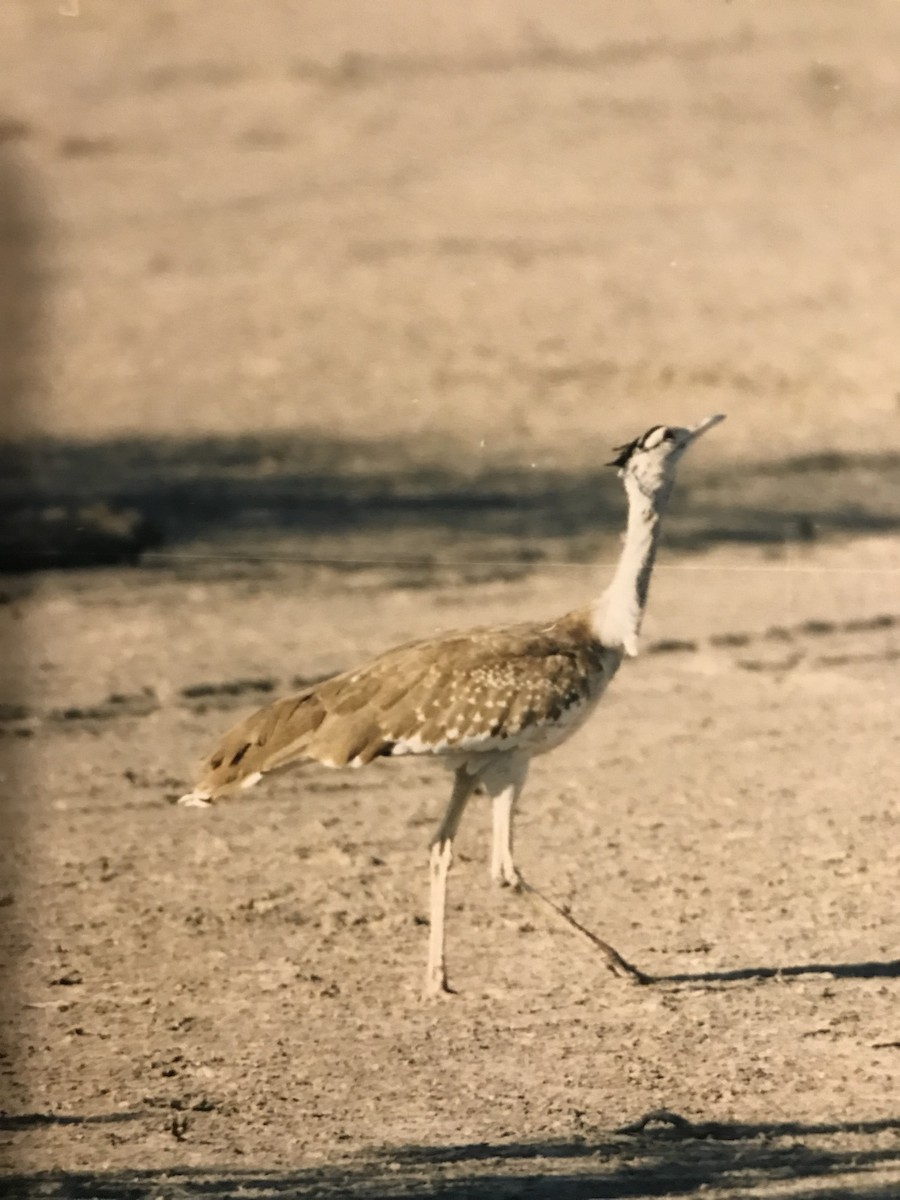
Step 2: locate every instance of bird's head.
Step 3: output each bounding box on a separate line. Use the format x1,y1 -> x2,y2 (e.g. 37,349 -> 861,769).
608,414 -> 725,500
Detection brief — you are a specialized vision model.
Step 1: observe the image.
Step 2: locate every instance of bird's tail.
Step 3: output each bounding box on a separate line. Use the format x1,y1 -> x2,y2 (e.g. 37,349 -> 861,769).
177,686 -> 328,806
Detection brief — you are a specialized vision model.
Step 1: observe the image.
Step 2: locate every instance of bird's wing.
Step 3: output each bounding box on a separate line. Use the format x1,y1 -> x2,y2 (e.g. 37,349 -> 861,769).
185,615 -> 608,800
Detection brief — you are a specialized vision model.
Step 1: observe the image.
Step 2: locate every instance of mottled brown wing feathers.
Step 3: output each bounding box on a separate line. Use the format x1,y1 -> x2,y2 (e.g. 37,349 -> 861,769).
196,688 -> 325,791
191,611 -> 608,799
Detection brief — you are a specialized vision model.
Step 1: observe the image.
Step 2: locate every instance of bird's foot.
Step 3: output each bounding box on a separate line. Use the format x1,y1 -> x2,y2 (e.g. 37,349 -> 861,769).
491,863 -> 522,891
422,968 -> 457,1000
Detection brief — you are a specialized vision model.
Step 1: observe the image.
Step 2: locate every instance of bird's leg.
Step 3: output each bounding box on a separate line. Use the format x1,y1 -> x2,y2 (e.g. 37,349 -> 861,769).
487,759 -> 529,889
425,768 -> 476,998
490,783 -> 521,888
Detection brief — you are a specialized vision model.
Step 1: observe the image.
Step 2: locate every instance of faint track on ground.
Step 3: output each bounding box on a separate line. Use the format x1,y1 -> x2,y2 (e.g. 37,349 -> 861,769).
2,612 -> 895,747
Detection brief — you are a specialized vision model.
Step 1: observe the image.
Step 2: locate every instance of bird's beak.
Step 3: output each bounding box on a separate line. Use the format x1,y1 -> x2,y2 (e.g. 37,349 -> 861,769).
684,413 -> 726,443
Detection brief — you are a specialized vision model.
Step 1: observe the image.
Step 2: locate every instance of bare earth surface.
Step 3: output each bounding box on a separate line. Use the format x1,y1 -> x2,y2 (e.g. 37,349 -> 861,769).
1,3 -> 900,1198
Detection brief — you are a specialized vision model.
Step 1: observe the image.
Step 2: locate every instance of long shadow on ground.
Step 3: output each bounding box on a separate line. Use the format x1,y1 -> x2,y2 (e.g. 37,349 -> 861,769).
653,957 -> 900,987
3,1116 -> 900,1198
2,433 -> 899,571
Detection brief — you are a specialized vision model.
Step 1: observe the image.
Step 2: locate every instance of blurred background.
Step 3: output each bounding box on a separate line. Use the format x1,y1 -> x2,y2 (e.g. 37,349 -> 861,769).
1,0 -> 899,566
2,9 -> 900,1189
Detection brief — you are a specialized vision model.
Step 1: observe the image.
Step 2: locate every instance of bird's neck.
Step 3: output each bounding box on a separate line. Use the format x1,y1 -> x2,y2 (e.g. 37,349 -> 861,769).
590,480 -> 669,656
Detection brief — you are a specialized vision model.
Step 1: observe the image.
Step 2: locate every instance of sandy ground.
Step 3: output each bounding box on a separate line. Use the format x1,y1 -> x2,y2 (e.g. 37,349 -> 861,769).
1,3 -> 900,1198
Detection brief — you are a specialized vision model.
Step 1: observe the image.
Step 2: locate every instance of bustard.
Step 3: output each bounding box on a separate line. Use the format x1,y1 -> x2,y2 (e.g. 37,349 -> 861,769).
179,414 -> 725,995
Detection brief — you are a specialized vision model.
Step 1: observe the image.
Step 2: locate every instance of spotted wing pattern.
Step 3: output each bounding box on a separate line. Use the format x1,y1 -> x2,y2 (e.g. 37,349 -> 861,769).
188,609 -> 616,800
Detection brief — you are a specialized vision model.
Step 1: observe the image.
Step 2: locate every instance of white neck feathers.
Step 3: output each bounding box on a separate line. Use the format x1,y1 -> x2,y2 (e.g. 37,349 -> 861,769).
590,477 -> 668,656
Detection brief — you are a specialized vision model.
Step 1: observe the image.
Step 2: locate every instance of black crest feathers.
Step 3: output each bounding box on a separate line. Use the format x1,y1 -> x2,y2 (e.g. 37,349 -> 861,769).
606,424 -> 672,468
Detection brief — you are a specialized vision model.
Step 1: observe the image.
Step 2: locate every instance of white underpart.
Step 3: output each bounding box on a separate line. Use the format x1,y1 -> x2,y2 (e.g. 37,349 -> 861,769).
384,696 -> 604,761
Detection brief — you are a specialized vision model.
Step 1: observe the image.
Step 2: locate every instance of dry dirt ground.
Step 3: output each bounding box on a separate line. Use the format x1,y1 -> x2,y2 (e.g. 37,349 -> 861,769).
2,3 -> 900,1198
